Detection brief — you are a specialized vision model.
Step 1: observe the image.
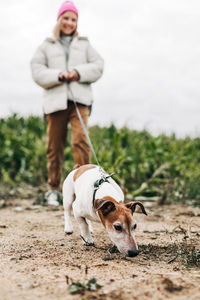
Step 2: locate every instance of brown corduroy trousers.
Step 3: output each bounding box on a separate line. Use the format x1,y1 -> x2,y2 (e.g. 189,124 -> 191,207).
46,101 -> 90,190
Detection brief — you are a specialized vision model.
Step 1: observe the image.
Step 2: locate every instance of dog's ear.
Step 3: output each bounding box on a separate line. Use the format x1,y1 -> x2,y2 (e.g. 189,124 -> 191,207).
125,201 -> 147,215
94,199 -> 116,216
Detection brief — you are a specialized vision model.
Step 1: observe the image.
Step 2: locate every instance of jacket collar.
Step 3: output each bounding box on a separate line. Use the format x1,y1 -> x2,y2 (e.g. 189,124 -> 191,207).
45,33 -> 88,44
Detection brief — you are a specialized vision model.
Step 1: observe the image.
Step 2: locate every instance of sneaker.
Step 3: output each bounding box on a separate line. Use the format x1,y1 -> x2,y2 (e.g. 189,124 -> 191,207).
45,190 -> 60,206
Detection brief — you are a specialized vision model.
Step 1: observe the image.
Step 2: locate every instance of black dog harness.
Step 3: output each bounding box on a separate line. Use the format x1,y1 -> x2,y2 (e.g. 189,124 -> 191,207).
92,173 -> 115,206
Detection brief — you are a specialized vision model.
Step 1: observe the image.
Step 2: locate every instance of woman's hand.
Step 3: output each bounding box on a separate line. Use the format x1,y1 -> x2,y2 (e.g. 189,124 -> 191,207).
58,71 -> 68,82
58,71 -> 79,82
67,70 -> 80,82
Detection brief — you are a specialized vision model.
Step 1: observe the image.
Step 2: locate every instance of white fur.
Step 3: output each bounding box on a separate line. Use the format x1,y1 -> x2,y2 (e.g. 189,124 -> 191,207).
62,166 -> 124,244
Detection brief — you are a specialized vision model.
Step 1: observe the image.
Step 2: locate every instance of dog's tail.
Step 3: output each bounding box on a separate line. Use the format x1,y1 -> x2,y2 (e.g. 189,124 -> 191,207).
62,169 -> 76,208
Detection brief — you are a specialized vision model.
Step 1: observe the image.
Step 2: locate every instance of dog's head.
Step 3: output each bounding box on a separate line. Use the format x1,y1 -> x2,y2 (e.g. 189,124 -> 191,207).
94,197 -> 147,257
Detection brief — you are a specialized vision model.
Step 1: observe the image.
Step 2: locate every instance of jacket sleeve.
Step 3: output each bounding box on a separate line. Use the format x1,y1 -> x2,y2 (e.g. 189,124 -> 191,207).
74,43 -> 104,83
30,43 -> 62,89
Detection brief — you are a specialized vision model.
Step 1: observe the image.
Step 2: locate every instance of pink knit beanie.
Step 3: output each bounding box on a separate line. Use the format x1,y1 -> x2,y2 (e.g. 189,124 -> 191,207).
57,1 -> 78,20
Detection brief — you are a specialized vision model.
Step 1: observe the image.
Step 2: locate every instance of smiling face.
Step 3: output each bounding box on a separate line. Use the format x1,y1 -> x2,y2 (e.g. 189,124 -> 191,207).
60,11 -> 78,35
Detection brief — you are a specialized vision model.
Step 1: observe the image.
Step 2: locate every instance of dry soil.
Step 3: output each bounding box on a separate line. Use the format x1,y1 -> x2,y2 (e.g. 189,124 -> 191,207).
0,195 -> 200,300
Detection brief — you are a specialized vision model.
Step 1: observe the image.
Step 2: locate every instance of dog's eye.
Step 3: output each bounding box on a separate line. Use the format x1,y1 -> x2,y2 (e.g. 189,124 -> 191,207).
132,224 -> 137,230
114,224 -> 123,232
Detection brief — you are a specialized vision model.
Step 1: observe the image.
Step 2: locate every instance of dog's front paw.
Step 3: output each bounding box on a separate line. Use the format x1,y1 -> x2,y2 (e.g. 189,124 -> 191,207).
81,235 -> 94,246
65,231 -> 73,235
86,242 -> 95,246
86,219 -> 93,234
64,225 -> 73,235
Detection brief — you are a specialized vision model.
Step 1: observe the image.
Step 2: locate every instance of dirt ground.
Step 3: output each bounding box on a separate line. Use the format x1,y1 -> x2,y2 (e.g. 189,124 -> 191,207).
0,191 -> 200,300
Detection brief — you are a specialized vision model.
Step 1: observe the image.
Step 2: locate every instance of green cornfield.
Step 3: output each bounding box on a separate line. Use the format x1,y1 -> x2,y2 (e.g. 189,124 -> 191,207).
0,114 -> 200,206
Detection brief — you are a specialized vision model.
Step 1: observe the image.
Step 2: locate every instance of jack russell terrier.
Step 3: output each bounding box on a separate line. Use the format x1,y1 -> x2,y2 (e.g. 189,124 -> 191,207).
62,164 -> 147,257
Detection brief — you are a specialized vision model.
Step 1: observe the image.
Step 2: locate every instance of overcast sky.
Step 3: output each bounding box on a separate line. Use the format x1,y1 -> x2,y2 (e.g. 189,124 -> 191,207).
1,0 -> 200,137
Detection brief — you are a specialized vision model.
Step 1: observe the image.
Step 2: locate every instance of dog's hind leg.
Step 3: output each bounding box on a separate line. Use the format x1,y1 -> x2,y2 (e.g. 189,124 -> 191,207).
62,171 -> 75,234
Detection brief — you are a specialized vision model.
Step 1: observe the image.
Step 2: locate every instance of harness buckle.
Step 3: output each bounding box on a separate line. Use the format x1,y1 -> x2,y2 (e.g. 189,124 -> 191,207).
93,173 -> 115,205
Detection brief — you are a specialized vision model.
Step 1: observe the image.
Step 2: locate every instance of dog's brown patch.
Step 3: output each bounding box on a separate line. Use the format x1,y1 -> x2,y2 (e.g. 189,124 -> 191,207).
96,197 -> 133,229
96,197 -> 138,250
73,164 -> 96,181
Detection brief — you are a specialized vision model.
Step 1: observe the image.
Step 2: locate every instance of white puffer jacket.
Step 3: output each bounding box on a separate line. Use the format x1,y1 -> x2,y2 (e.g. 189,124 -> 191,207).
31,36 -> 104,114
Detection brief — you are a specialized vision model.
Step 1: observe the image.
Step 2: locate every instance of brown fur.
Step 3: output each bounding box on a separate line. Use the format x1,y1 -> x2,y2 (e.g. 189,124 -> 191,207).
73,164 -> 96,181
96,197 -> 138,250
96,196 -> 133,230
125,202 -> 147,215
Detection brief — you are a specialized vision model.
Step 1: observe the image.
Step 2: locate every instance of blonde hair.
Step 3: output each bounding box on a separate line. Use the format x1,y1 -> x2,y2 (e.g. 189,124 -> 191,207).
53,17 -> 62,41
53,15 -> 78,41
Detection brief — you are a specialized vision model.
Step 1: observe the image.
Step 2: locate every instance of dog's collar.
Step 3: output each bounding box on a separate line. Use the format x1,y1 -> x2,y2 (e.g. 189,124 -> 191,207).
92,173 -> 114,206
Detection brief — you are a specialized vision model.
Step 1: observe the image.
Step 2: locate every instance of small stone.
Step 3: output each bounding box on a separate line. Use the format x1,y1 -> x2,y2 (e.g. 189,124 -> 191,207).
0,224 -> 7,228
13,206 -> 23,212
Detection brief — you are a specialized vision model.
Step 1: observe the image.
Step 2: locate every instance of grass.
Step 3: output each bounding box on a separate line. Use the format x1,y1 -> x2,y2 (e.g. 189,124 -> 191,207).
139,243 -> 200,268
67,277 -> 102,295
0,114 -> 200,206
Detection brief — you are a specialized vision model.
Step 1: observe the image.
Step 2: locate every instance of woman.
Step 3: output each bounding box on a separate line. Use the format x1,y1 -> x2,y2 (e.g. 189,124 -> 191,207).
31,1 -> 104,205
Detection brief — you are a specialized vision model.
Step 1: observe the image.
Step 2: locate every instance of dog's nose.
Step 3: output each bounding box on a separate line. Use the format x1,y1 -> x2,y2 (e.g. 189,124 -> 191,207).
128,250 -> 139,257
